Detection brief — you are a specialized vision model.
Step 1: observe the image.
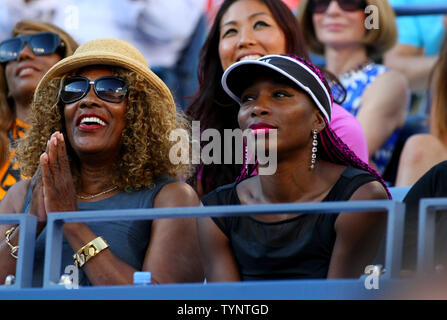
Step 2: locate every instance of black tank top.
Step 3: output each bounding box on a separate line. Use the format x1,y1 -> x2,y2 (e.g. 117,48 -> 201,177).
201,166 -> 379,280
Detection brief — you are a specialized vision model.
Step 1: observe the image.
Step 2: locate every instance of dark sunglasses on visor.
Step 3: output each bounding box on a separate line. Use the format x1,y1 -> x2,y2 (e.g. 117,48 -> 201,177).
310,0 -> 366,13
61,76 -> 128,104
0,32 -> 64,63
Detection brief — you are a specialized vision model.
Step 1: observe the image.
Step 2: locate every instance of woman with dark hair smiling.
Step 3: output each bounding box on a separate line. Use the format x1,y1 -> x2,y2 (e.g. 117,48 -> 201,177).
186,0 -> 369,197
197,55 -> 389,281
0,20 -> 78,199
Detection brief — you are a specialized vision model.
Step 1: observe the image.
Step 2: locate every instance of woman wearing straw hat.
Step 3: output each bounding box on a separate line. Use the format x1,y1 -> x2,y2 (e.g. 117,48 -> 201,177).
198,55 -> 390,281
0,20 -> 79,200
0,38 -> 203,286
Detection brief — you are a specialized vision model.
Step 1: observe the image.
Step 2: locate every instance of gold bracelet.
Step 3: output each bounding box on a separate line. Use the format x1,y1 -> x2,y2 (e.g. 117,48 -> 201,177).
5,226 -> 19,259
73,236 -> 109,268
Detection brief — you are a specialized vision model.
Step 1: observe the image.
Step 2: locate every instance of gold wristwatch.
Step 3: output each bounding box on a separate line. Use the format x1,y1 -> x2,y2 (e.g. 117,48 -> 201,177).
73,236 -> 109,268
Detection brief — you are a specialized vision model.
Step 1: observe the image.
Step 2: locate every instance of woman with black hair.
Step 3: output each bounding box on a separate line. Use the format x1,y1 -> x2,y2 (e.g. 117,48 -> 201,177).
197,55 -> 389,281
186,0 -> 369,197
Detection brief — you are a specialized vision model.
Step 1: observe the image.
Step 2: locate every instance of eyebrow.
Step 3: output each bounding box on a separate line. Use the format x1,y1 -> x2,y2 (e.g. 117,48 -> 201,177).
220,12 -> 271,28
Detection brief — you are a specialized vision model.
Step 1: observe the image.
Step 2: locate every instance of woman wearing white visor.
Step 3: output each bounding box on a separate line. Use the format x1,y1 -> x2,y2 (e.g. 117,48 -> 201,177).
197,54 -> 390,281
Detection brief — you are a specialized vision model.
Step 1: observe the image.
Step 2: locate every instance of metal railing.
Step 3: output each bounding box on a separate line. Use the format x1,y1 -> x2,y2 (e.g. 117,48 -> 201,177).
393,3 -> 447,16
42,201 -> 406,287
0,199 -> 407,299
3,185 -> 444,299
417,198 -> 447,274
0,214 -> 36,289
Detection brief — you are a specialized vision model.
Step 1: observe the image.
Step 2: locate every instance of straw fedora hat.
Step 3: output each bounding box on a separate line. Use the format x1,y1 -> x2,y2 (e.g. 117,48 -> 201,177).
36,38 -> 175,112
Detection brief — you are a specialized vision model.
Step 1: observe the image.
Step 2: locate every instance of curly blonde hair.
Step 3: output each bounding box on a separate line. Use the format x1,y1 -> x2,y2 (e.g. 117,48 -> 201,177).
16,66 -> 192,191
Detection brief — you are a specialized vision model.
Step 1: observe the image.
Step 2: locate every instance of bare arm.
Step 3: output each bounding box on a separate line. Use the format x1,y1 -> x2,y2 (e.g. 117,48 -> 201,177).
38,132 -> 141,286
327,181 -> 388,278
395,134 -> 447,186
62,180 -> 204,286
39,133 -> 136,286
196,217 -> 241,282
357,70 -> 409,161
384,44 -> 438,92
143,181 -> 204,284
41,132 -> 201,286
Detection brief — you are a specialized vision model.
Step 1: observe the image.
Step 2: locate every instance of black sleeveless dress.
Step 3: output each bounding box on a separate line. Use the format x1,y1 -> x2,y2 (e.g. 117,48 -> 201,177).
201,166 -> 379,280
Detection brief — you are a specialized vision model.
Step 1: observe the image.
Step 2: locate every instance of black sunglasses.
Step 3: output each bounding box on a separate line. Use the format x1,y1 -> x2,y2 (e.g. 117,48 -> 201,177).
0,32 -> 64,63
60,76 -> 128,104
310,0 -> 367,14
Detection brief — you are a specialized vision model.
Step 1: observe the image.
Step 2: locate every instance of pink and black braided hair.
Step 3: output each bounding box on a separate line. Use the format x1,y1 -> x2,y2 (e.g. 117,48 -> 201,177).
241,54 -> 391,199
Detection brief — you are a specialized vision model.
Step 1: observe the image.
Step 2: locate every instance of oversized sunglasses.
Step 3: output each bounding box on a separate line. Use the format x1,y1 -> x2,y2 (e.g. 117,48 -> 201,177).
310,0 -> 367,13
0,32 -> 64,63
60,76 -> 128,104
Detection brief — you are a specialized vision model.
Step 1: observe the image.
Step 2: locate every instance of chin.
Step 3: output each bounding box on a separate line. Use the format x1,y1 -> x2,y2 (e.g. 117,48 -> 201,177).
16,82 -> 40,97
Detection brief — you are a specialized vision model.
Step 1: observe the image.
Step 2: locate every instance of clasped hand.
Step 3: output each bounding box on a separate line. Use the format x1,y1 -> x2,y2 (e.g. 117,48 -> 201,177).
29,132 -> 77,222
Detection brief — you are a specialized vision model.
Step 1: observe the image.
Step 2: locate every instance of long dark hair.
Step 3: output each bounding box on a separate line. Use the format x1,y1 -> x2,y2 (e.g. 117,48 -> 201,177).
185,0 -> 346,196
290,56 -> 390,198
185,0 -> 310,195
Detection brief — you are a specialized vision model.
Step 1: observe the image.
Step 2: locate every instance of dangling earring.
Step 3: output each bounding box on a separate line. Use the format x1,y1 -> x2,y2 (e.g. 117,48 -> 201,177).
310,129 -> 318,170
236,139 -> 248,181
244,141 -> 248,173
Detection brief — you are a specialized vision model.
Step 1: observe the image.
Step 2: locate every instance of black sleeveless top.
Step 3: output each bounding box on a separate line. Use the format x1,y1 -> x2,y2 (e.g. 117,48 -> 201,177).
201,167 -> 379,280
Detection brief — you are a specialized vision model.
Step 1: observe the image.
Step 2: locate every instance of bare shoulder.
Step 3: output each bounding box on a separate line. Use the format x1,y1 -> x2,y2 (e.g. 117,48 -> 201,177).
384,68 -> 408,85
367,68 -> 408,93
373,69 -> 409,93
349,180 -> 389,201
362,68 -> 409,117
405,133 -> 443,147
153,181 -> 200,208
0,180 -> 31,214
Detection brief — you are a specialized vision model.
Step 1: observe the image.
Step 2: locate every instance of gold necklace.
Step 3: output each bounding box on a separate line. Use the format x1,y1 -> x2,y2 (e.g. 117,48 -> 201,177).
76,185 -> 119,200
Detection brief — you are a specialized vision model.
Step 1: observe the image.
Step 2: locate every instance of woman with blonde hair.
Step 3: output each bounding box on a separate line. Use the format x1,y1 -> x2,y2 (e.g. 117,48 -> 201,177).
0,20 -> 78,199
297,0 -> 409,176
0,38 -> 203,286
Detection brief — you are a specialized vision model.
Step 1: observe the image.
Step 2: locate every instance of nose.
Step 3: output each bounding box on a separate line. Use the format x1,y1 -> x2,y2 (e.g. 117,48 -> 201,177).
250,99 -> 271,118
325,0 -> 343,14
16,44 -> 34,62
78,83 -> 100,108
237,27 -> 256,48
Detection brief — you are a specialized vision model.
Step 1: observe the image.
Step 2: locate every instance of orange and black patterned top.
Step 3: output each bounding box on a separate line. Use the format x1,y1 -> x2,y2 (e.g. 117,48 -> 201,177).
0,118 -> 30,200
